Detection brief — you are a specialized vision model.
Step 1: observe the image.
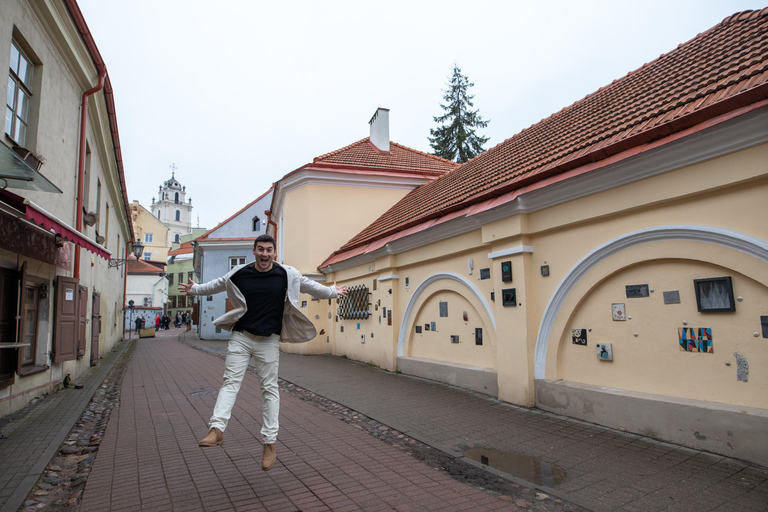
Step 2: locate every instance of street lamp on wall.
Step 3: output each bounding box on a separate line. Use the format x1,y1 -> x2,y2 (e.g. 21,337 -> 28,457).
108,239 -> 144,268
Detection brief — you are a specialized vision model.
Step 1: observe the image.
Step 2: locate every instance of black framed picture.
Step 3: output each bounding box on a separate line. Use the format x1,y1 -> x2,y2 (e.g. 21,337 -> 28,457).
693,276 -> 735,312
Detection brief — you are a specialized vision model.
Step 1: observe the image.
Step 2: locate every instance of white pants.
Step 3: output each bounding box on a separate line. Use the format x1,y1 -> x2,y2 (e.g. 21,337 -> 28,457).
209,331 -> 280,444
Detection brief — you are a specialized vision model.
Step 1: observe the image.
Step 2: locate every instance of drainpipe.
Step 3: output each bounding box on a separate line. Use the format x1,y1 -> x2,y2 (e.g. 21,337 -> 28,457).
74,67 -> 106,279
121,239 -> 131,339
265,209 -> 278,240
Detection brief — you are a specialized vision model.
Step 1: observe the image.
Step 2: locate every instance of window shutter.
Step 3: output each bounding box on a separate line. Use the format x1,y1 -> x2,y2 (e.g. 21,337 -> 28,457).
77,286 -> 88,357
53,276 -> 79,363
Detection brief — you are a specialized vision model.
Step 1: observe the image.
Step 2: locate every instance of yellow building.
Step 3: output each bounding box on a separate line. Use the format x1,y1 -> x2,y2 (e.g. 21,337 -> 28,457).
273,10 -> 768,465
269,108 -> 458,355
130,200 -> 170,265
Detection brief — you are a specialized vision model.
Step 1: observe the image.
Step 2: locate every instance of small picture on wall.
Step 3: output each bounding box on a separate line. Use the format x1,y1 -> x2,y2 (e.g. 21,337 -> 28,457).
572,329 -> 587,346
626,284 -> 649,298
415,325 -> 422,334
678,327 -> 713,353
611,303 -> 625,321
596,343 -> 613,361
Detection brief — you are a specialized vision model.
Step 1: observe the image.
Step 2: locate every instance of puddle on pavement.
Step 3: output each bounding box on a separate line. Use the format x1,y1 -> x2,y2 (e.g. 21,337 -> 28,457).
463,448 -> 566,487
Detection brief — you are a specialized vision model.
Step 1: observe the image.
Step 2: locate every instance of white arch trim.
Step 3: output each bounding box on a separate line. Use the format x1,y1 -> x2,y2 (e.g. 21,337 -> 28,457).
534,225 -> 768,380
398,272 -> 497,357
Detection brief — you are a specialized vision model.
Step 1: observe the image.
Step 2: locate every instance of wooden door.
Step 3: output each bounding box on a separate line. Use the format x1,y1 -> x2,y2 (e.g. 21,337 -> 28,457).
16,262 -> 27,374
53,276 -> 78,363
77,285 -> 87,358
0,267 -> 19,387
90,292 -> 101,366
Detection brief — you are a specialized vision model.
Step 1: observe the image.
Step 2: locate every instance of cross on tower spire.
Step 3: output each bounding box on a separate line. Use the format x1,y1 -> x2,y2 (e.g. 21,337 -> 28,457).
170,162 -> 177,177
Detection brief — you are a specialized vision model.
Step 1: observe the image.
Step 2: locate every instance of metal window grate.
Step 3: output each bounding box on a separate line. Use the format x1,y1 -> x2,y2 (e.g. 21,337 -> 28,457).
338,285 -> 371,320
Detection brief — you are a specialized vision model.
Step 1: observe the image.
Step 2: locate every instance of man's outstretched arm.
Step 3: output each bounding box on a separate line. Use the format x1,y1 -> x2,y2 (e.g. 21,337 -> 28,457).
299,276 -> 348,299
178,276 -> 227,296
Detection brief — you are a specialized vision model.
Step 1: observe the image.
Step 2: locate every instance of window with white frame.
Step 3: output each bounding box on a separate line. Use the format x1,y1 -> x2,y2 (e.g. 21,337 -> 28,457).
144,233 -> 153,243
230,257 -> 245,270
252,216 -> 260,232
175,210 -> 180,221
143,252 -> 151,260
6,40 -> 34,145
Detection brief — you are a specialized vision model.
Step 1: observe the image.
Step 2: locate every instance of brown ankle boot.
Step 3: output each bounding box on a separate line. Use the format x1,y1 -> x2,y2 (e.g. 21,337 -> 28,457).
262,443 -> 276,471
198,427 -> 223,447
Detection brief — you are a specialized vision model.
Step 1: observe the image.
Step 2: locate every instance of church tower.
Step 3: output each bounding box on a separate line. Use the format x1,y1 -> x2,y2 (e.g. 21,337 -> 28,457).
151,167 -> 193,245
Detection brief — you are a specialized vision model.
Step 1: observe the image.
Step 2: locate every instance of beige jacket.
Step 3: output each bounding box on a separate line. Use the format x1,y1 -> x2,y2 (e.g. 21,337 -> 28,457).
189,261 -> 337,343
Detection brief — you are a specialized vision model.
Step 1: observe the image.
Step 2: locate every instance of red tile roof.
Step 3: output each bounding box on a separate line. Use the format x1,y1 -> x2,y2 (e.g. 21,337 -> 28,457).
168,241 -> 193,256
126,257 -> 165,274
334,9 -> 768,256
313,138 -> 458,174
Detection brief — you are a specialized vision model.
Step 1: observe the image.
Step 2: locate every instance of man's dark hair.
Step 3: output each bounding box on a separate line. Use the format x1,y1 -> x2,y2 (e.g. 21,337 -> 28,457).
254,234 -> 276,249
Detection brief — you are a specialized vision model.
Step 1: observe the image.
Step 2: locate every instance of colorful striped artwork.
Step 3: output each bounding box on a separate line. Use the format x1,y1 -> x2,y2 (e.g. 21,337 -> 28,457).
678,327 -> 713,353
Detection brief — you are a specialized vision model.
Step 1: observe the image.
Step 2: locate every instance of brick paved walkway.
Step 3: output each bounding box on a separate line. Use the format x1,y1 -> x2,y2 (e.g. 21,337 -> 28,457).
79,332 -> 528,511
0,338 -> 131,512
273,350 -> 768,512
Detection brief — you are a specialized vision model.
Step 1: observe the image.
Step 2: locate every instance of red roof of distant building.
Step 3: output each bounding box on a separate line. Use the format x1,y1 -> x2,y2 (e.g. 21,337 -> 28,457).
312,138 -> 458,174
331,9 -> 768,259
126,257 -> 165,274
169,241 -> 194,256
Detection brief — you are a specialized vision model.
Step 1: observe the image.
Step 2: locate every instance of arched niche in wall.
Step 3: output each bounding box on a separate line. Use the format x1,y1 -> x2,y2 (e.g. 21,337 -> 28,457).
398,272 -> 496,361
535,226 -> 768,387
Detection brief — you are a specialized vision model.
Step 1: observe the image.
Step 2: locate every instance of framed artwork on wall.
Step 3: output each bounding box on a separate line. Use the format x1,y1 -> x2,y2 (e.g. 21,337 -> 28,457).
693,277 -> 735,312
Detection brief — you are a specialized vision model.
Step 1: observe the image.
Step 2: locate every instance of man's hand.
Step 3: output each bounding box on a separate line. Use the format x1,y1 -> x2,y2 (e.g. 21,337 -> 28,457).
333,281 -> 348,297
178,278 -> 195,295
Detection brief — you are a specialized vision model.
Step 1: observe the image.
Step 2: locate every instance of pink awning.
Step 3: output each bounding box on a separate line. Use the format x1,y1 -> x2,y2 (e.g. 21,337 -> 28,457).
24,202 -> 110,260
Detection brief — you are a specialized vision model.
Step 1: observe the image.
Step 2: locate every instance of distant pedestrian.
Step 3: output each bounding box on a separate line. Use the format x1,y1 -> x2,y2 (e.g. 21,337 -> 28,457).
155,315 -> 161,331
179,234 -> 347,472
134,317 -> 142,333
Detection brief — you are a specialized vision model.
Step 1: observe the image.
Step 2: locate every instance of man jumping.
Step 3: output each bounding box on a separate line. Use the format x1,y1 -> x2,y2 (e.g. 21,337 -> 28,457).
178,234 -> 347,471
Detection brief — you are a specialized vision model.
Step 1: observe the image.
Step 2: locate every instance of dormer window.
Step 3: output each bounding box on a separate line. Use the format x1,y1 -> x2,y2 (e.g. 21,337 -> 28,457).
252,215 -> 260,232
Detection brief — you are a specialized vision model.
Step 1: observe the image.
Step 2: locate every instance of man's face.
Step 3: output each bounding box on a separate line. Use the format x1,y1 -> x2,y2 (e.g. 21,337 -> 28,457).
253,242 -> 275,272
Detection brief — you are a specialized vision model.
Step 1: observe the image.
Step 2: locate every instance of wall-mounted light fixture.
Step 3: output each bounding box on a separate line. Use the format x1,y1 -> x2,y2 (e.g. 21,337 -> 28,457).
108,239 -> 144,268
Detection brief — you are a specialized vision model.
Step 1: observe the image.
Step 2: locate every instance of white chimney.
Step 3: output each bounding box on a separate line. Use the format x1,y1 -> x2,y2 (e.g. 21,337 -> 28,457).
369,108 -> 390,152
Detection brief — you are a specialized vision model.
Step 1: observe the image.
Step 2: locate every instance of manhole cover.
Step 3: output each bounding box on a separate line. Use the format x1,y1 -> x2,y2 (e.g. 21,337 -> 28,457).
190,390 -> 218,396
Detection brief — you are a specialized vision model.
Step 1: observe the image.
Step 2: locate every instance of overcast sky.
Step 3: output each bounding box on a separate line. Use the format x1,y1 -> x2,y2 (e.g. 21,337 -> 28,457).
77,0 -> 763,231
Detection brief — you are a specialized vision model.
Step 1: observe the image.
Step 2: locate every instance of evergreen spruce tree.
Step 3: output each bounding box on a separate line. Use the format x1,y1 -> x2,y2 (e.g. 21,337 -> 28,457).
428,65 -> 490,163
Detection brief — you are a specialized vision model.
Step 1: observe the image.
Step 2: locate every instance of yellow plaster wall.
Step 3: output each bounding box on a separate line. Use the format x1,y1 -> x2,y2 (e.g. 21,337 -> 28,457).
132,202 -> 170,262
410,291 -> 495,368
325,142 -> 768,409
281,184 -> 411,275
557,259 -> 768,409
329,275 -> 395,369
